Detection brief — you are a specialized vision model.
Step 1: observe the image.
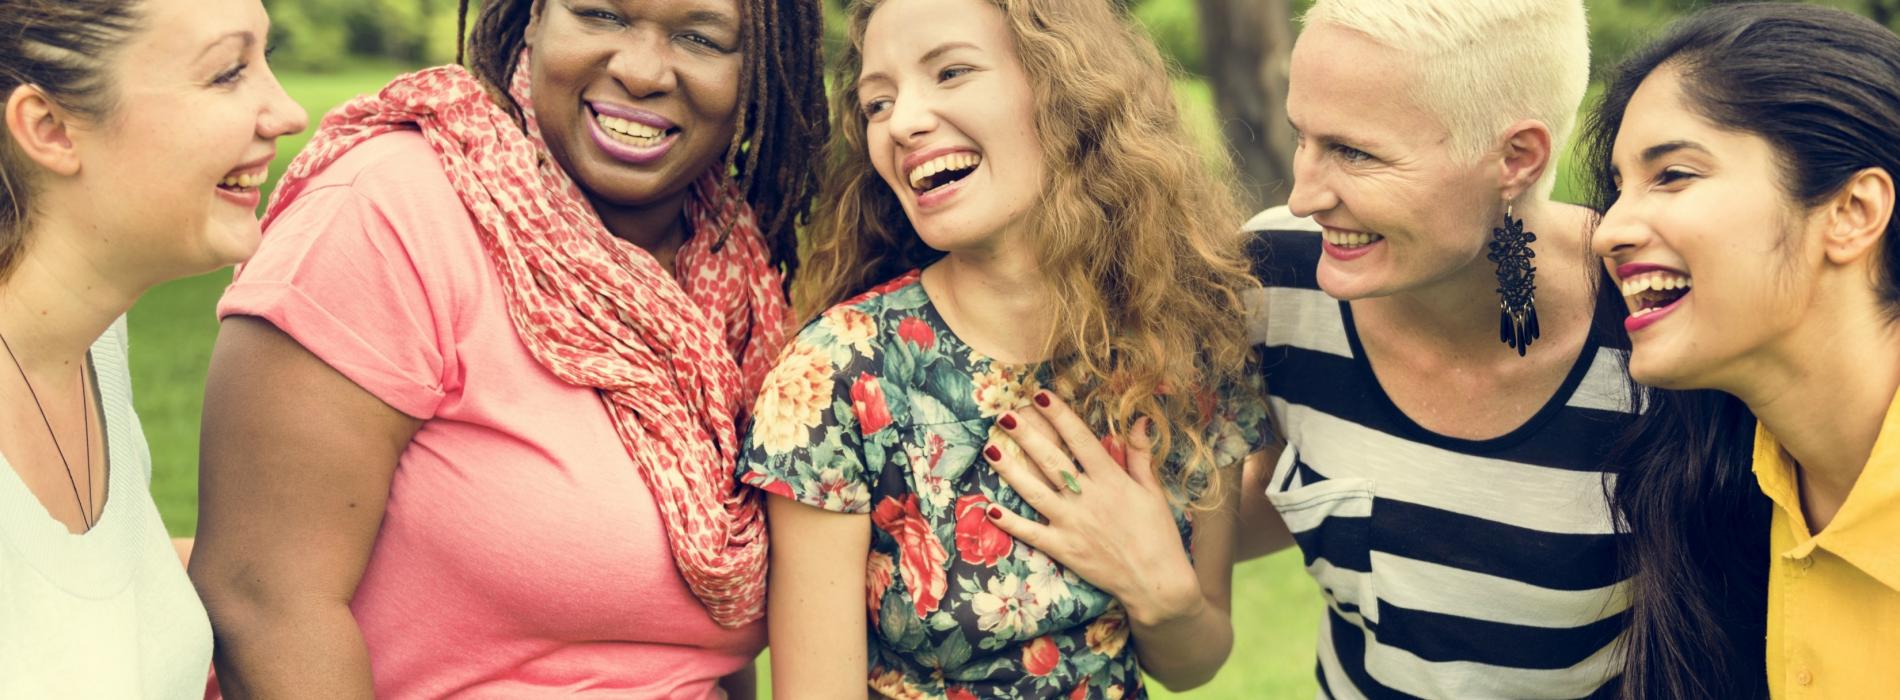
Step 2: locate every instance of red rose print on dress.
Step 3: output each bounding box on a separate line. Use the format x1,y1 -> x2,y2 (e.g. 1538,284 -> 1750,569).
851,372 -> 894,435
953,494 -> 1014,566
1023,635 -> 1061,677
897,315 -> 936,349
873,494 -> 949,618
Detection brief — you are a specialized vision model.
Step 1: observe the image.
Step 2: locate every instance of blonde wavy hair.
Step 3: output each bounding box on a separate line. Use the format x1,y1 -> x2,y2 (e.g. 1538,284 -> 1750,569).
796,0 -> 1260,508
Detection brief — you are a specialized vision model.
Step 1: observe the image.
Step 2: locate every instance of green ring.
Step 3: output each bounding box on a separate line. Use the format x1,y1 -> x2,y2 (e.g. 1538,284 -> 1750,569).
1061,471 -> 1083,495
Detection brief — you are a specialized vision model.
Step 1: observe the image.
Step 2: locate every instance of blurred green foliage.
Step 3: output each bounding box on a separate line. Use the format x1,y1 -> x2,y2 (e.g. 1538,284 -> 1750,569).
260,0 -> 1900,79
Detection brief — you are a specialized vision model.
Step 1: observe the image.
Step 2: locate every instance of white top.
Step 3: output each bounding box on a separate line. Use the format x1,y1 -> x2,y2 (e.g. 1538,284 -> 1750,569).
0,317 -> 213,699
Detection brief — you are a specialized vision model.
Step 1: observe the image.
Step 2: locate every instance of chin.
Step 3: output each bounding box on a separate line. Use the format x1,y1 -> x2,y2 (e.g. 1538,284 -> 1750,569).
1314,265 -> 1385,302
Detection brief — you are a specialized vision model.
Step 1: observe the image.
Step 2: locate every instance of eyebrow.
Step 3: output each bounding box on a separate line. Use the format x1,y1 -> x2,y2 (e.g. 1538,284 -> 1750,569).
1639,139 -> 1711,164
196,31 -> 255,62
683,9 -> 737,27
859,41 -> 982,87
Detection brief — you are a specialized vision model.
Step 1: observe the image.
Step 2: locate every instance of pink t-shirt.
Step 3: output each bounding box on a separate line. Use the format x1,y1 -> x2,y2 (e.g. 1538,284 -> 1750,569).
217,130 -> 765,698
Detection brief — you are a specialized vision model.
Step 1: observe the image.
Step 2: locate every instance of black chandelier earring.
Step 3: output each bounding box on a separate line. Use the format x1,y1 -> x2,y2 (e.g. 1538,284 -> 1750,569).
1487,204 -> 1539,356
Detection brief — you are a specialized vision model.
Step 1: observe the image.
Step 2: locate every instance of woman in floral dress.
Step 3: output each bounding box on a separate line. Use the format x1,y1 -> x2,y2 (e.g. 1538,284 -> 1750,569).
739,0 -> 1271,697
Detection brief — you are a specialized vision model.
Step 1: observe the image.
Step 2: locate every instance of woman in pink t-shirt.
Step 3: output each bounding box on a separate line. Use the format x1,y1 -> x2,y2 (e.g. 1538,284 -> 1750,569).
186,1 -> 826,697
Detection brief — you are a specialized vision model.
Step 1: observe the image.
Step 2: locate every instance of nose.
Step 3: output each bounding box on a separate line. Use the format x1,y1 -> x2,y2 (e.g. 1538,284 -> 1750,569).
1591,195 -> 1648,260
1285,142 -> 1337,217
258,67 -> 308,140
885,90 -> 939,147
610,29 -> 680,98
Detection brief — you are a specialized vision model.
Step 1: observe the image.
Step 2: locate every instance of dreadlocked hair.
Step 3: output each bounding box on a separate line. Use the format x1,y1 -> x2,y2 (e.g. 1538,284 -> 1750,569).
455,0 -> 828,283
799,0 -> 1261,511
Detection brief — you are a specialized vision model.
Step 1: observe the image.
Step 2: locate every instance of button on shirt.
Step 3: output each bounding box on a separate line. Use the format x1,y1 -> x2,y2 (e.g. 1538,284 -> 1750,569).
1753,389 -> 1900,699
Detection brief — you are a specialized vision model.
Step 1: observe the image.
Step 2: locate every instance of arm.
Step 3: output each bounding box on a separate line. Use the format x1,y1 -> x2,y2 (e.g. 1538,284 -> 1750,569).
1127,460 -> 1241,689
189,317 -> 422,699
1236,445 -> 1295,561
982,393 -> 1236,691
763,496 -> 875,699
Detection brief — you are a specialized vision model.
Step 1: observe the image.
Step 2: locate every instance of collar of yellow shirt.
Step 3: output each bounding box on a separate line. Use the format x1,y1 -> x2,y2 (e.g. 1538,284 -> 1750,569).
1753,386 -> 1900,592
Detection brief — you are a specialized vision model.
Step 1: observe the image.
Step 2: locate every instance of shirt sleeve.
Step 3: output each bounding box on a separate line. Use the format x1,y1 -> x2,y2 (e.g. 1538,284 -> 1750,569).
217,183 -> 456,420
737,308 -> 885,514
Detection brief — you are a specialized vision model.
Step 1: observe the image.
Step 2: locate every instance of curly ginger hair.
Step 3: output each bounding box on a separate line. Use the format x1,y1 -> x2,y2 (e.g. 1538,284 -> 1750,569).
797,0 -> 1262,508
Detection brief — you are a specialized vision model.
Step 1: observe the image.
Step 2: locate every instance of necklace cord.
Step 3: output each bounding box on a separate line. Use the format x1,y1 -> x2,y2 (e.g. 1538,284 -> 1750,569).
0,331 -> 93,529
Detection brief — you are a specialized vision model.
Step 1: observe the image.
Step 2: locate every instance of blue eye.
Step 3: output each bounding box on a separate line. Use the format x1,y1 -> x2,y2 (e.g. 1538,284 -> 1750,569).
938,66 -> 973,82
861,98 -> 892,118
1333,144 -> 1373,163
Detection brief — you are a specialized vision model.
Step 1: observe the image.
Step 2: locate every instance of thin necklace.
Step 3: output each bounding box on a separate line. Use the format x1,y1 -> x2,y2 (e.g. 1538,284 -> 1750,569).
0,330 -> 93,529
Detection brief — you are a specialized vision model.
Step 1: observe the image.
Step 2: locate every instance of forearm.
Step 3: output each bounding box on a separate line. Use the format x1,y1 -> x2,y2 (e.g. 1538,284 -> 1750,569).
1128,597 -> 1234,691
197,590 -> 375,699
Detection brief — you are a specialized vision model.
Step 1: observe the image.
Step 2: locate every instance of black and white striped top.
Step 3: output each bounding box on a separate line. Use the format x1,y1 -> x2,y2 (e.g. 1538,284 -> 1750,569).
1245,208 -> 1634,700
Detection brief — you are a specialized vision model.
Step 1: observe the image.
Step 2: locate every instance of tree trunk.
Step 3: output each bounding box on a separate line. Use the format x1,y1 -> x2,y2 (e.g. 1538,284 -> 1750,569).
1195,0 -> 1297,211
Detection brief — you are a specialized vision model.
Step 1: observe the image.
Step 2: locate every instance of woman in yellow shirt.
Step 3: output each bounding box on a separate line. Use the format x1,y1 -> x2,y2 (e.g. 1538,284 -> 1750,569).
1586,4 -> 1900,698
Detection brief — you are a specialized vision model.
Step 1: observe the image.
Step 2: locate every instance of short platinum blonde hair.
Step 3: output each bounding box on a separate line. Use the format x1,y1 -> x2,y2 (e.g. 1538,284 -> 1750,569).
1303,0 -> 1590,198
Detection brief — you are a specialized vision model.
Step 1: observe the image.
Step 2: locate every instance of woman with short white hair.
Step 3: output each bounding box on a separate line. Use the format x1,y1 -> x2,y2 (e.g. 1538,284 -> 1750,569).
1238,0 -> 1640,696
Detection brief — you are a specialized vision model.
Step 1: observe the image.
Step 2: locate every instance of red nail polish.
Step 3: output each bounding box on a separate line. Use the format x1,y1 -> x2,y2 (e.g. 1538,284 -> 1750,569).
1033,391 -> 1051,408
999,414 -> 1018,430
987,505 -> 1004,520
984,445 -> 1003,461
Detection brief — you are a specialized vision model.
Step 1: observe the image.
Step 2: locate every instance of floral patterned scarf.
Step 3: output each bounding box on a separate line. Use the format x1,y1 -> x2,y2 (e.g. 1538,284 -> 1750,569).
261,51 -> 787,627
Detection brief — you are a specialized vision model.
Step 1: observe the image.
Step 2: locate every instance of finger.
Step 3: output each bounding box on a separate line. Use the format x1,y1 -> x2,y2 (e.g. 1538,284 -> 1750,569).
985,439 -> 1066,513
1125,416 -> 1162,492
1030,390 -> 1123,480
983,501 -> 1060,555
998,410 -> 1087,495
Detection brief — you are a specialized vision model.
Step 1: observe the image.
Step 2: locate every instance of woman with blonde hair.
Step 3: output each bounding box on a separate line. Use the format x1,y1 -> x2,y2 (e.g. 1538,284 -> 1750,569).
739,0 -> 1271,697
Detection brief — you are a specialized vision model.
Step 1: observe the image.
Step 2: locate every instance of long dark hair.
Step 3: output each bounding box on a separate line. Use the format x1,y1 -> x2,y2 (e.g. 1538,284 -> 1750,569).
0,0 -> 142,280
1582,3 -> 1900,697
455,0 -> 828,282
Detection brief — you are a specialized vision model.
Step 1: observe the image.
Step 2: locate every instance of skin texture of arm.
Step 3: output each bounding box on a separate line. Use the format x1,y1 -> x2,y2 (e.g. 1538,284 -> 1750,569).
1236,446 -> 1295,561
763,495 -> 878,699
189,316 -> 421,699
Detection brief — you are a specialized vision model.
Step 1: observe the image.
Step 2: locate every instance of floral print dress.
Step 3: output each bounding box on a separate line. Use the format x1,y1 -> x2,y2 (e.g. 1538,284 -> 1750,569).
739,271 -> 1270,699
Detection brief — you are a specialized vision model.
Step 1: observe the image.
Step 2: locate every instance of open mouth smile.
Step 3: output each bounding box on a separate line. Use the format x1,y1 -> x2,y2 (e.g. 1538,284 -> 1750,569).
1619,267 -> 1692,331
906,151 -> 981,195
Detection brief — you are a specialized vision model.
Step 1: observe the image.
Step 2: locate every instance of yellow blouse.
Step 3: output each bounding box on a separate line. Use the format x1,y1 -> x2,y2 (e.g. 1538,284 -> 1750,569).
1753,390 -> 1900,699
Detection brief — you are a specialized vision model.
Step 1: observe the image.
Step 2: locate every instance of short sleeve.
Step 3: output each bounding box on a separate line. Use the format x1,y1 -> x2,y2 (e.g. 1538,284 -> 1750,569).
217,182 -> 454,420
737,306 -> 886,514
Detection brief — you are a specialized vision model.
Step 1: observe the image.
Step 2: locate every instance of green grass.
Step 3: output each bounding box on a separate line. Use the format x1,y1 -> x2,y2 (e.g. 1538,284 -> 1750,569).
132,67 -> 1320,698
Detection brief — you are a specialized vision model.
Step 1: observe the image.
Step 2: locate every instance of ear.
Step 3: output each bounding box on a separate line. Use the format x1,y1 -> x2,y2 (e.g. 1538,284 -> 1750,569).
1820,166 -> 1894,267
4,84 -> 81,177
1495,118 -> 1555,202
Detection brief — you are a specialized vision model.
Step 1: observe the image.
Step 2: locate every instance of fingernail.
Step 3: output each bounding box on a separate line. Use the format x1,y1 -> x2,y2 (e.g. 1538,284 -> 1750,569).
1033,391 -> 1051,408
999,414 -> 1017,430
984,445 -> 1003,461
987,505 -> 1004,520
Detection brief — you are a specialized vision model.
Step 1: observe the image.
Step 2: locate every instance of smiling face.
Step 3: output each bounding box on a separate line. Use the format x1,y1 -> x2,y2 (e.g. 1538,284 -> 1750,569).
855,0 -> 1044,255
66,0 -> 305,281
1284,23 -> 1502,301
1592,65 -> 1818,390
526,0 -> 742,212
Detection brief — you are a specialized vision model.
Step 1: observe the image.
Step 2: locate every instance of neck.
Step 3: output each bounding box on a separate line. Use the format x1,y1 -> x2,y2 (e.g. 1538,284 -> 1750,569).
1737,293 -> 1900,510
1365,199 -> 1584,356
592,188 -> 692,271
925,236 -> 1052,364
0,219 -> 144,375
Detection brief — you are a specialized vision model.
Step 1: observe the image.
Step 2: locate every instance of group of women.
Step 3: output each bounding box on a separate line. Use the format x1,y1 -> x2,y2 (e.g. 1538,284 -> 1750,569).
0,0 -> 1892,697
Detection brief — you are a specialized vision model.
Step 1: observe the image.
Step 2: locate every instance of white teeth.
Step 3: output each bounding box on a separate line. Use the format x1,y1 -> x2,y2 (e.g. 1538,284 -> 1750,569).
219,171 -> 267,189
1321,229 -> 1383,248
907,152 -> 981,190
595,113 -> 666,139
1619,272 -> 1694,297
